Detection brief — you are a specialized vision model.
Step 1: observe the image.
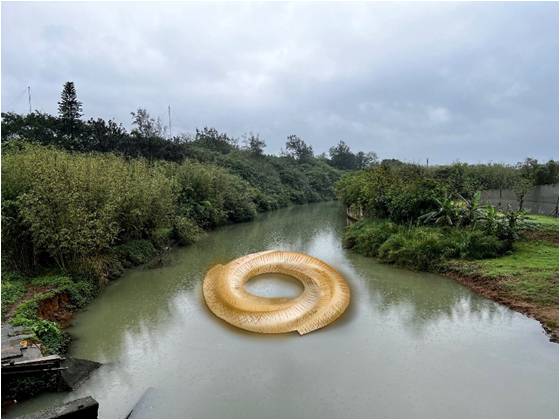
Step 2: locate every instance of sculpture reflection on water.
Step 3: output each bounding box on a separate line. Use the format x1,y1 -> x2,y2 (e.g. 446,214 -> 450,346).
203,250 -> 351,335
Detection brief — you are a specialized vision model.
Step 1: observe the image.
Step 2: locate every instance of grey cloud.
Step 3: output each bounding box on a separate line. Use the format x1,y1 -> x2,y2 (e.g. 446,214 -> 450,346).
2,1 -> 558,163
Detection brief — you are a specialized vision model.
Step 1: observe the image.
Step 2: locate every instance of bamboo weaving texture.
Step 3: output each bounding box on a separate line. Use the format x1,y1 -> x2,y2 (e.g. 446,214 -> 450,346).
203,250 -> 351,335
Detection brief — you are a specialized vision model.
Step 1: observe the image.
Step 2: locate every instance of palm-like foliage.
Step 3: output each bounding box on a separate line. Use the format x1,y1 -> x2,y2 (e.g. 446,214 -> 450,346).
478,205 -> 501,235
418,193 -> 460,226
477,204 -> 532,243
457,191 -> 484,227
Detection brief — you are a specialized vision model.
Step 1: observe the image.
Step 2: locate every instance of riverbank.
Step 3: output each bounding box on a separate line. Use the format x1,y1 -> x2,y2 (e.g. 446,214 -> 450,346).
444,215 -> 558,341
1,238 -> 168,359
344,214 -> 559,342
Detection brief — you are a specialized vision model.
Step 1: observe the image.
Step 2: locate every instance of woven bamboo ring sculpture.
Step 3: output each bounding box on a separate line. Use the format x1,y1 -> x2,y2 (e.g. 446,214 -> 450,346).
203,250 -> 351,335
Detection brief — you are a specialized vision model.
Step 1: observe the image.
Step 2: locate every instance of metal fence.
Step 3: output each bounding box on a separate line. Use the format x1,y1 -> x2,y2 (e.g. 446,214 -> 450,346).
480,184 -> 559,216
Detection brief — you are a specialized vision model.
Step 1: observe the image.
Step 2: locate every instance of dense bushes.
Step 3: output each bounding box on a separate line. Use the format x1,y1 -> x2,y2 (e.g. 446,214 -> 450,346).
114,240 -> 157,266
2,145 -> 175,273
337,160 -> 558,220
336,164 -> 447,223
344,219 -> 508,271
172,160 -> 258,228
2,143 -> 340,277
338,162 -> 532,272
173,217 -> 203,246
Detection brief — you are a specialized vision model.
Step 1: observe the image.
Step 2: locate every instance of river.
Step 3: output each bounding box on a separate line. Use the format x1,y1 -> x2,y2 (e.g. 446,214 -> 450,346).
8,202 -> 559,418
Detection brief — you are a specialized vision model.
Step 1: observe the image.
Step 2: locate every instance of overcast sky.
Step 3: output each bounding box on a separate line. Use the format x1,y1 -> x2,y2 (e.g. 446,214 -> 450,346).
1,1 -> 558,163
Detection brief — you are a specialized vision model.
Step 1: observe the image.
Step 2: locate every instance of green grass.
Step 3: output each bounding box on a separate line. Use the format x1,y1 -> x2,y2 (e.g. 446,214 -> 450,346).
472,241 -> 558,306
1,273 -> 27,319
444,218 -> 559,336
526,214 -> 559,230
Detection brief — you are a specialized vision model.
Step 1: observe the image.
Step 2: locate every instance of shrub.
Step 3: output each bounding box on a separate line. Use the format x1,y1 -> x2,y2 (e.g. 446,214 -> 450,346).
114,240 -> 157,266
336,165 -> 447,224
1,145 -> 174,271
345,219 -> 510,271
173,161 -> 258,227
173,217 -> 203,246
377,228 -> 455,270
151,227 -> 173,249
32,319 -> 66,354
69,254 -> 124,285
343,219 -> 400,256
462,230 -> 507,259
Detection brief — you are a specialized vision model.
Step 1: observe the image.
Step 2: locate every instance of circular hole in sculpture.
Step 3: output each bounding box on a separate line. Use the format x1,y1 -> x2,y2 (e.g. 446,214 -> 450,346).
244,273 -> 304,299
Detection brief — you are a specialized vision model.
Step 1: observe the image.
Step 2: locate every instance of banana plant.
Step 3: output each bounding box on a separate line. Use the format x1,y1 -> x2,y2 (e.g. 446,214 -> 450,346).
418,193 -> 460,227
457,191 -> 483,227
478,205 -> 501,235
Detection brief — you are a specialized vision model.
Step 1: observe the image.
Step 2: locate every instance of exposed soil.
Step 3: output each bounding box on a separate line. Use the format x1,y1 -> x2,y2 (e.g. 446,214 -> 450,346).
37,293 -> 73,327
445,270 -> 558,343
4,287 -> 74,328
521,229 -> 559,244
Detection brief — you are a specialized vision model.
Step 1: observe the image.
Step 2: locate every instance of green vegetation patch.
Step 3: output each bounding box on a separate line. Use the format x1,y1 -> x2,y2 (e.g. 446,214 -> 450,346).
10,290 -> 67,355
114,239 -> 157,266
527,214 -> 558,229
4,274 -> 97,354
344,219 -> 508,271
150,227 -> 174,249
173,216 -> 204,246
459,241 -> 559,306
1,272 -> 27,319
29,275 -> 97,308
1,143 -> 341,278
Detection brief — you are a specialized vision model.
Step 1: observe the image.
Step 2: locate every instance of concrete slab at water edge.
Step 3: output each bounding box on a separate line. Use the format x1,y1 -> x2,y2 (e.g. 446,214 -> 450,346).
16,396 -> 99,419
1,324 -> 42,363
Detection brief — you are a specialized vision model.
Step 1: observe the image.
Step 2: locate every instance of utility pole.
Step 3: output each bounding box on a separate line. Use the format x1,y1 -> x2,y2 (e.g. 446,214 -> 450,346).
426,158 -> 429,167
168,105 -> 172,139
27,86 -> 32,114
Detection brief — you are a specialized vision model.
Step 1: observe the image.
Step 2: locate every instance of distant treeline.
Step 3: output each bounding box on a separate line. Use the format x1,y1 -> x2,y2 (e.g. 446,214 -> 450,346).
2,82 -> 557,183
383,158 -> 558,196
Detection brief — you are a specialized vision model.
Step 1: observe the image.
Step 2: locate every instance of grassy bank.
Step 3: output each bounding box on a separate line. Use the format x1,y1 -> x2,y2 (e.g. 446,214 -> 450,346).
445,215 -> 558,340
344,215 -> 559,341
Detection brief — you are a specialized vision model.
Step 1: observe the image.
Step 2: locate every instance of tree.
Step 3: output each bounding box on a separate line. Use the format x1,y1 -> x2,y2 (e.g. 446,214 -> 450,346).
57,82 -> 82,121
356,151 -> 378,169
244,133 -> 266,156
193,127 -> 236,154
535,160 -> 559,185
518,158 -> 539,183
329,141 -> 357,170
513,177 -> 533,211
131,108 -> 166,138
285,135 -> 313,162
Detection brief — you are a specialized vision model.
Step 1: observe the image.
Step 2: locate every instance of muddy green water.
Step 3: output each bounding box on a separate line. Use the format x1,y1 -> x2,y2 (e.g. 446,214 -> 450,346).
9,202 -> 559,418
